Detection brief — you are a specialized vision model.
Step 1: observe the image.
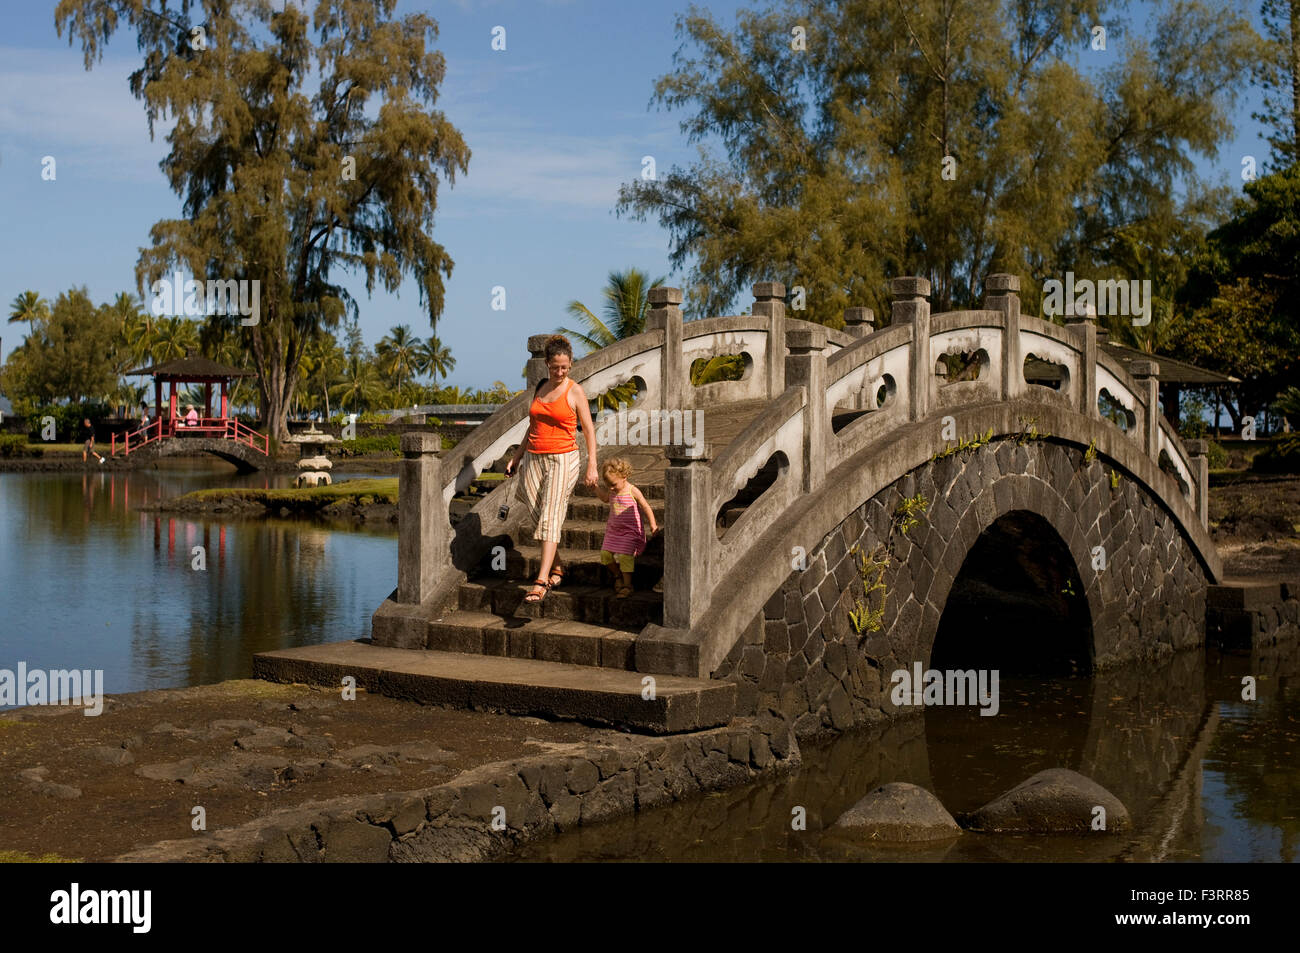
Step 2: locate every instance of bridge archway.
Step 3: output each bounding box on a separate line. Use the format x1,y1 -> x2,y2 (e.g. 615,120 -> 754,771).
711,427 -> 1212,738
137,437 -> 267,472
931,509 -> 1093,677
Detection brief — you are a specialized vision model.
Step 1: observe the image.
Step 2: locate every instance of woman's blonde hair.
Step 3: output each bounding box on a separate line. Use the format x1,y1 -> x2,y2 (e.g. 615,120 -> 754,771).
601,456 -> 634,480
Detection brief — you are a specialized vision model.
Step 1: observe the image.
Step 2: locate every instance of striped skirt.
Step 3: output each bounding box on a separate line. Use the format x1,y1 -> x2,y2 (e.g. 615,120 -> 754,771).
518,449 -> 581,543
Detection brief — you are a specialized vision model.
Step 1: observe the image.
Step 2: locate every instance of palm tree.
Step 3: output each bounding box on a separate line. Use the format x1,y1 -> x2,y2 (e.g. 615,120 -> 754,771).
560,268 -> 667,411
376,325 -> 421,390
150,316 -> 200,362
472,381 -> 516,403
433,384 -> 474,404
415,336 -> 456,386
300,332 -> 345,420
201,328 -> 258,414
8,290 -> 49,339
329,355 -> 384,415
560,268 -> 667,350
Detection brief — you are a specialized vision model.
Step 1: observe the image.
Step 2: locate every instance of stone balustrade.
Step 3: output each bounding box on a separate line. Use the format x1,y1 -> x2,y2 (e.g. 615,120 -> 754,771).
377,273 -> 1209,656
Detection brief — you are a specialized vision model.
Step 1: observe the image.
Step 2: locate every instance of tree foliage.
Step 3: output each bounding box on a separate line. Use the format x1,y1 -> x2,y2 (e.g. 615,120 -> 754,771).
0,288 -> 121,406
1252,0 -> 1300,168
1174,162 -> 1300,422
617,0 -> 1256,321
55,0 -> 470,439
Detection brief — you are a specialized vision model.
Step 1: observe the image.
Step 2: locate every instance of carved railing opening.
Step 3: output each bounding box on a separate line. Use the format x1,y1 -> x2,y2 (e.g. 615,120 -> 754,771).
1158,448 -> 1191,497
1098,388 -> 1137,433
831,372 -> 897,435
690,352 -> 750,387
1024,353 -> 1070,392
935,348 -> 989,384
715,450 -> 786,541
589,374 -> 647,413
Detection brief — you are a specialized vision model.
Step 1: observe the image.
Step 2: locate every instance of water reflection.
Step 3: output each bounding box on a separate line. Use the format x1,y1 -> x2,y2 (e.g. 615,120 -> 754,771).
0,463 -> 396,703
512,645 -> 1300,863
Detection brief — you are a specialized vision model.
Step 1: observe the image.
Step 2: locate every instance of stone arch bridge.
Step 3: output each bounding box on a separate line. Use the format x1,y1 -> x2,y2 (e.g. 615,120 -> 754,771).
260,274 -> 1220,737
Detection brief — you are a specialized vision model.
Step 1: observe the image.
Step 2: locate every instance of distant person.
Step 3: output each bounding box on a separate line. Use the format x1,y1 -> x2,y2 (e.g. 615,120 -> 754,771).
184,404 -> 199,427
80,418 -> 104,464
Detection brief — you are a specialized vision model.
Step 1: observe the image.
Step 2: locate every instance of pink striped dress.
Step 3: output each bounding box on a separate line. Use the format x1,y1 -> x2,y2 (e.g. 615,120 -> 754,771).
602,491 -> 645,556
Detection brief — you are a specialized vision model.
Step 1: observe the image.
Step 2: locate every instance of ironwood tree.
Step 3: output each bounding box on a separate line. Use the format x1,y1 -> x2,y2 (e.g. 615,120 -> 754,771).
616,0 -> 1256,321
55,0 -> 470,440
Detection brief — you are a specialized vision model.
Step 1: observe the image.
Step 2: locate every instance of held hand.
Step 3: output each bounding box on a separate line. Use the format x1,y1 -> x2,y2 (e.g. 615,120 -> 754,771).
584,465 -> 599,487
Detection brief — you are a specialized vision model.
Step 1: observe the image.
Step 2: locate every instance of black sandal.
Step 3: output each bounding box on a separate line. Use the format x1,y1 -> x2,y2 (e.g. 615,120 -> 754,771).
524,579 -> 549,604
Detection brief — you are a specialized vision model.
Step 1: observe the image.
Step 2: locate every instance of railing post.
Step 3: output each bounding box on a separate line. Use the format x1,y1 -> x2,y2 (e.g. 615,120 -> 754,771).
752,282 -> 786,398
893,277 -> 932,421
526,335 -> 552,391
785,325 -> 827,493
1185,439 -> 1210,529
663,443 -> 712,630
646,287 -> 684,411
1131,360 -> 1161,460
843,306 -> 874,339
397,432 -> 448,605
984,273 -> 1023,402
1065,304 -> 1098,418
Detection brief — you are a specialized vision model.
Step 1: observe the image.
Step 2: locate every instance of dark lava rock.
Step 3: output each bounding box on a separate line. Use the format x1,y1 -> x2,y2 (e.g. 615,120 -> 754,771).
831,782 -> 961,843
962,768 -> 1131,834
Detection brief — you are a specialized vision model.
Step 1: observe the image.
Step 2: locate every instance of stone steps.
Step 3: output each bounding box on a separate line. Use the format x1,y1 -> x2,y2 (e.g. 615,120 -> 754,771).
457,579 -> 663,631
252,641 -> 735,734
479,544 -> 665,589
428,609 -> 648,669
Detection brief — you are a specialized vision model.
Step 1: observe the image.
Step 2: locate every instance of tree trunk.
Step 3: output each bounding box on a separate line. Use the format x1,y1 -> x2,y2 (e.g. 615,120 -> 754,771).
258,354 -> 299,444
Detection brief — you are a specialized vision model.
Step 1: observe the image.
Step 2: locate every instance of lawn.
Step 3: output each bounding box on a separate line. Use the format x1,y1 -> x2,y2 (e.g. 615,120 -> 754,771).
184,477 -> 400,509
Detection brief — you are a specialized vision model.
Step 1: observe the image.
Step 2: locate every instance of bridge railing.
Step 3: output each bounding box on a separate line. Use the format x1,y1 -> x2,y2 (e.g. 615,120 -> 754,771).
110,417 -> 268,456
659,274 -> 1210,631
390,282 -> 833,609
113,418 -> 163,456
384,271 -> 1209,646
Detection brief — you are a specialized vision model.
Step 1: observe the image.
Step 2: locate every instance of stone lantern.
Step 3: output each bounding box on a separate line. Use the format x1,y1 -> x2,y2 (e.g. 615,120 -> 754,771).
288,423 -> 335,487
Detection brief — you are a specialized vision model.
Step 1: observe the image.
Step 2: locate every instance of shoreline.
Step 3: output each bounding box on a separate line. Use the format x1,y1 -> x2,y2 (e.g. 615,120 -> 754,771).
0,679 -> 797,863
0,453 -> 403,475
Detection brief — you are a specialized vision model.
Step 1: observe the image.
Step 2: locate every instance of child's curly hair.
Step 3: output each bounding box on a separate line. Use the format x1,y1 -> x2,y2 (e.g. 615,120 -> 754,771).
601,456 -> 634,481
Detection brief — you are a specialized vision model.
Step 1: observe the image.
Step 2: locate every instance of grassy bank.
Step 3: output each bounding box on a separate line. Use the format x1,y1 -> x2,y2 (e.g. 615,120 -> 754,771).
178,478 -> 399,512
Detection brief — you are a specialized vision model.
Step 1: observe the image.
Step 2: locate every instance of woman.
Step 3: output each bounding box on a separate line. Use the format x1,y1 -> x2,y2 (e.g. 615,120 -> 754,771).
504,335 -> 599,603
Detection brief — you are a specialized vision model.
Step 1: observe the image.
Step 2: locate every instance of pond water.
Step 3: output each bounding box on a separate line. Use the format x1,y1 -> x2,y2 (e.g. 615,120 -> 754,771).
0,461 -> 396,704
511,646 -> 1300,862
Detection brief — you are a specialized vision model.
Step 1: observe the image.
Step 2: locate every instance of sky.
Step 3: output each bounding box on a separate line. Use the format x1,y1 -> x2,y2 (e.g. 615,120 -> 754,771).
0,0 -> 1274,392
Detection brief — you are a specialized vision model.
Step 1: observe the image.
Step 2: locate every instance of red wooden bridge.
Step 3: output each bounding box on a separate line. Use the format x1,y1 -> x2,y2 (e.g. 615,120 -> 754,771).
111,353 -> 270,470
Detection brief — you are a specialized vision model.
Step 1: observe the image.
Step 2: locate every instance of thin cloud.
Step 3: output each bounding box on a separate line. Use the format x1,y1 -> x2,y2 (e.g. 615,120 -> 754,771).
0,47 -> 173,183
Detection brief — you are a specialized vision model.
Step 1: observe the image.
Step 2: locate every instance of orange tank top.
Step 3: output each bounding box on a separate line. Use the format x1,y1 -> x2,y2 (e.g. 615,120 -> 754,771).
529,377 -> 577,453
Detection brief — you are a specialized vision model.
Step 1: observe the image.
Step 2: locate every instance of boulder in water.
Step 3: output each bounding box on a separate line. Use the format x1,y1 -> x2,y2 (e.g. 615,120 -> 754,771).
963,768 -> 1130,833
831,782 -> 960,843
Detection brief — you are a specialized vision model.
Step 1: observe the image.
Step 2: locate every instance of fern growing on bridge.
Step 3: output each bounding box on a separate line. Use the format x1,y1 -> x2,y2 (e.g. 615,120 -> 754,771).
847,494 -> 930,637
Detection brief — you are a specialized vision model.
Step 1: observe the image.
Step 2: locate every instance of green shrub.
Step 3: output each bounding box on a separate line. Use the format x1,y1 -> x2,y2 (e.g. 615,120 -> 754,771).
336,435 -> 401,457
1207,439 -> 1229,470
1252,434 -> 1300,474
0,434 -> 28,457
26,401 -> 110,441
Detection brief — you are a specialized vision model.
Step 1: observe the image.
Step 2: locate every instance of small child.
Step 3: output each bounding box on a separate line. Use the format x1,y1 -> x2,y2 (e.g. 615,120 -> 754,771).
595,457 -> 658,598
